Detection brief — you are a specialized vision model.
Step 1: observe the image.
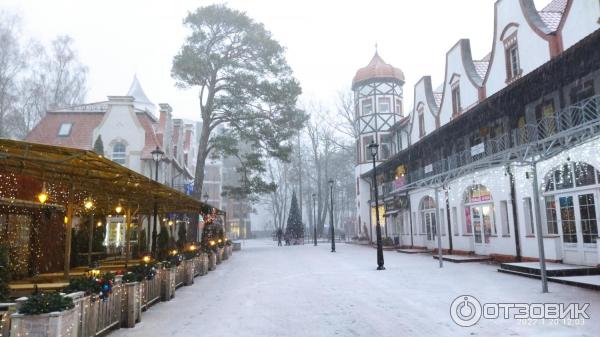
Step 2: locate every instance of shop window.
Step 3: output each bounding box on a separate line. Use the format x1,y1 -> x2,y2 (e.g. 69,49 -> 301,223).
464,207 -> 472,234
544,196 -> 558,235
579,194 -> 598,244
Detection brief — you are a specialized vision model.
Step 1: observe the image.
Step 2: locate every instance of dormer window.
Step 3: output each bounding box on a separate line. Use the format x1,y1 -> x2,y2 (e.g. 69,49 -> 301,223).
58,123 -> 73,137
507,45 -> 520,79
451,86 -> 461,117
502,29 -> 521,83
112,142 -> 127,165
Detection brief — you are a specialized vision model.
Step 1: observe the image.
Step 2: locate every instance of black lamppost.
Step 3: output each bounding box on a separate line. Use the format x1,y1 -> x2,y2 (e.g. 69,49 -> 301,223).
368,141 -> 385,270
151,146 -> 164,258
312,193 -> 317,246
328,179 -> 335,253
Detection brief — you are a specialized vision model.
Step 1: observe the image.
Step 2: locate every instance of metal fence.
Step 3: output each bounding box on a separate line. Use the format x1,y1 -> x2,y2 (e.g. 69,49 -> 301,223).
385,95 -> 600,193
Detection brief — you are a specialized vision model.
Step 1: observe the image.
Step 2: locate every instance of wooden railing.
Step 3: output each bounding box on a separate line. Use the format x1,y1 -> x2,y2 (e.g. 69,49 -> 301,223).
2,249 -> 234,336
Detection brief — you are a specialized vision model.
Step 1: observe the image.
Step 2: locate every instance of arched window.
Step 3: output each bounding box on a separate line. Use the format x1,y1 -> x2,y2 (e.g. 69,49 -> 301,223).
463,184 -> 492,204
112,142 -> 127,165
543,162 -> 599,192
420,196 -> 435,210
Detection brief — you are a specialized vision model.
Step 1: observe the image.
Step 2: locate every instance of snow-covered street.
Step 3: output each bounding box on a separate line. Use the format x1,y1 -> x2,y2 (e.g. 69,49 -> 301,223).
110,240 -> 600,337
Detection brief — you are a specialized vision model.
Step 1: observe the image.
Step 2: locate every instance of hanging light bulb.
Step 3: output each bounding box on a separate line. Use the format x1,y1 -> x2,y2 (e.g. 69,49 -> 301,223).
96,221 -> 102,227
115,203 -> 123,214
84,197 -> 94,210
37,182 -> 49,204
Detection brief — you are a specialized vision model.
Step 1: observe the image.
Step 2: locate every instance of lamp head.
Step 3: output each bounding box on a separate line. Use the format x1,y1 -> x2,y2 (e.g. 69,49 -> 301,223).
37,182 -> 49,204
151,146 -> 165,162
203,193 -> 209,203
368,141 -> 379,157
328,179 -> 334,188
115,203 -> 123,214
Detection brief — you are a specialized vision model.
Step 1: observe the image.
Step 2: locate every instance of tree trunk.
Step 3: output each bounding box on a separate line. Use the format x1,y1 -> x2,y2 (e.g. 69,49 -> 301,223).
193,115 -> 211,200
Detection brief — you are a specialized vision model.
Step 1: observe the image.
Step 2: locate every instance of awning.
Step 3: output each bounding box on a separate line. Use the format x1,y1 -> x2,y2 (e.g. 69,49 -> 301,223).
0,139 -> 217,214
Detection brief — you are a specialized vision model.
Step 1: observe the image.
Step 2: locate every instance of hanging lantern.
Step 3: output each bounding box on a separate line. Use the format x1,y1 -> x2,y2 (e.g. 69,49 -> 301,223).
142,255 -> 152,264
115,203 -> 123,214
97,221 -> 103,227
84,197 -> 94,210
37,182 -> 49,204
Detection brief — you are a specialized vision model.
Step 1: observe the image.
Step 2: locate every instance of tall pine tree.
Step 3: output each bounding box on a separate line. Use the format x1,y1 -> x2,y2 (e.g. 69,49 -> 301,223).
285,192 -> 304,240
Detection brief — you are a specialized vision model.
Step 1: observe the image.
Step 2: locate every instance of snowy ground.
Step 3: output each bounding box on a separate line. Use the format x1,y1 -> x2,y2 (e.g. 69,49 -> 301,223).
110,240 -> 600,337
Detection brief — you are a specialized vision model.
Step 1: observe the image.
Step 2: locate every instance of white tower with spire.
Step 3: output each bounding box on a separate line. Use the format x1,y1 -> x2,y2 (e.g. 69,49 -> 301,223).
127,75 -> 157,114
352,51 -> 405,240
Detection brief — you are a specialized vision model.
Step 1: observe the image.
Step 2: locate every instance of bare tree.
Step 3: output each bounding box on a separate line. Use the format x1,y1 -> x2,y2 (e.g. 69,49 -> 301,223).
0,11 -> 25,138
12,35 -> 88,138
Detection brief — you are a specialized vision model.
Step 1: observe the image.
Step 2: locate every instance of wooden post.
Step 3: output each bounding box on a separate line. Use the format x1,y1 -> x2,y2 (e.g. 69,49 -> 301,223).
64,186 -> 74,278
125,207 -> 132,268
88,213 -> 94,266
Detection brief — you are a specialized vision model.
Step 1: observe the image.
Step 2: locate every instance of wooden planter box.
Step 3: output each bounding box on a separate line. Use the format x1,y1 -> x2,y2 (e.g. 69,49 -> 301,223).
141,270 -> 161,310
79,286 -> 123,336
201,253 -> 209,275
228,245 -> 233,256
208,253 -> 217,271
216,247 -> 223,264
222,246 -> 229,260
10,307 -> 79,337
183,259 -> 195,285
160,267 -> 177,301
121,282 -> 142,328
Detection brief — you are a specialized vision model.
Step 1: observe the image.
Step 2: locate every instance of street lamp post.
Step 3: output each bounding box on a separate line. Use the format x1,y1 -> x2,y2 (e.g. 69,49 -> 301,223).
368,141 -> 385,270
151,146 -> 164,258
328,179 -> 335,253
312,193 -> 317,246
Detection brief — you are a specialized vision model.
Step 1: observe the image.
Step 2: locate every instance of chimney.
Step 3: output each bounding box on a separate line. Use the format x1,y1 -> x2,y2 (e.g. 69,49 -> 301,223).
158,103 -> 172,133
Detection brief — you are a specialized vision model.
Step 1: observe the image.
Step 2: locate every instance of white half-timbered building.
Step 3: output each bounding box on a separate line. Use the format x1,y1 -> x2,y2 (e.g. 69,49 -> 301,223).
354,0 -> 600,267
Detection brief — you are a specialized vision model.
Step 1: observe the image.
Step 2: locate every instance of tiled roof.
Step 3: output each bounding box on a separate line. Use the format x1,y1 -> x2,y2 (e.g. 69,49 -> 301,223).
539,0 -> 567,31
433,92 -> 443,107
473,60 -> 490,79
353,52 -> 405,87
25,112 -> 104,150
137,113 -> 163,160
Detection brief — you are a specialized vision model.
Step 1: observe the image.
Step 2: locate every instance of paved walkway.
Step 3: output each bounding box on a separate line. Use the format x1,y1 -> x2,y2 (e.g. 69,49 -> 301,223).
110,240 -> 600,337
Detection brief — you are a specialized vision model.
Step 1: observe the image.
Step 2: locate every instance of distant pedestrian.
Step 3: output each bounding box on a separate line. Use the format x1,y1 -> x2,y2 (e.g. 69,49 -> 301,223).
277,228 -> 283,246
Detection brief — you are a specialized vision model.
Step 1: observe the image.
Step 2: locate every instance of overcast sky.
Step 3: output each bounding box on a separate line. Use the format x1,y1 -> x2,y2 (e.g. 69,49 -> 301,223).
3,0 -> 552,122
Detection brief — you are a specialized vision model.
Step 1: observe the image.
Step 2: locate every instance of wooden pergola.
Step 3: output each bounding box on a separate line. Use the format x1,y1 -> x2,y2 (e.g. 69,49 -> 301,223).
0,139 -> 218,276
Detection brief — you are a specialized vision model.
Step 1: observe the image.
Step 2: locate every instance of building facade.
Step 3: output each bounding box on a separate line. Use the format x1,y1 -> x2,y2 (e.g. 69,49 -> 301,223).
354,0 -> 600,266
